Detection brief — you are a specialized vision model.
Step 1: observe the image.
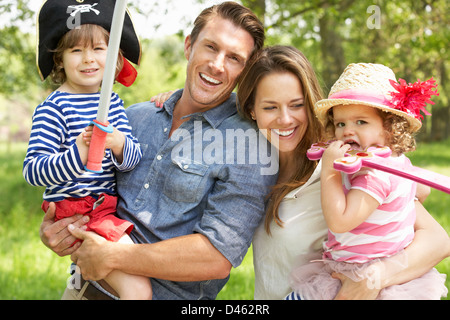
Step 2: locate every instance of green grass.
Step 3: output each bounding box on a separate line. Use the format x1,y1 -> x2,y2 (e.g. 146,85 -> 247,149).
407,139 -> 450,298
0,143 -> 72,299
216,247 -> 255,300
1,141 -> 449,300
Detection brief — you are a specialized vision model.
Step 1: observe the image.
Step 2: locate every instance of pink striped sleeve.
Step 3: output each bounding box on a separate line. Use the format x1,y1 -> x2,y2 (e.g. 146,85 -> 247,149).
350,169 -> 391,203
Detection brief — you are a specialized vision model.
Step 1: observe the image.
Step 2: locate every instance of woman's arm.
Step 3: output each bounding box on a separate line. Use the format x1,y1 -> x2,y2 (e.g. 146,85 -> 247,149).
334,201 -> 450,299
380,201 -> 449,287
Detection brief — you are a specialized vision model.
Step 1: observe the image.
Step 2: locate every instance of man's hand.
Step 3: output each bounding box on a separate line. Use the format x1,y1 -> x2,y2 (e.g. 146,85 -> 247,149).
40,202 -> 89,256
332,272 -> 381,300
69,225 -> 112,281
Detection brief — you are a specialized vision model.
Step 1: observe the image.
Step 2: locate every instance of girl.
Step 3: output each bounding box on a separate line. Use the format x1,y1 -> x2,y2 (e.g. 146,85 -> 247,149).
288,63 -> 448,300
23,0 -> 151,300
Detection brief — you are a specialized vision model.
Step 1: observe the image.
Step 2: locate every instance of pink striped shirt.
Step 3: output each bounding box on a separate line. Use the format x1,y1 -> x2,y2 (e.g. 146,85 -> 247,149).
323,155 -> 416,263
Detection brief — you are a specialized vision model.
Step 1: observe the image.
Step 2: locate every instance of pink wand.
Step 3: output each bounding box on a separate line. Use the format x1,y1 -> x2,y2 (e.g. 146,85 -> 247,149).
307,141 -> 450,194
85,0 -> 128,173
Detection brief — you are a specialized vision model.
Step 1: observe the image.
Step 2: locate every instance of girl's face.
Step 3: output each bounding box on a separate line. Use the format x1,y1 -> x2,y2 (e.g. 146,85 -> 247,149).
59,30 -> 108,94
252,71 -> 308,155
332,104 -> 386,150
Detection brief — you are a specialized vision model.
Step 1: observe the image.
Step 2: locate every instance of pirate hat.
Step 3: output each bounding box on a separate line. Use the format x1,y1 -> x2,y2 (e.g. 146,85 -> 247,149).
37,0 -> 141,84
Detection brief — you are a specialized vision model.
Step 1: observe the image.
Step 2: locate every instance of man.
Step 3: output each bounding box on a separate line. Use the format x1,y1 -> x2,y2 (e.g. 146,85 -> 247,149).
40,2 -> 276,299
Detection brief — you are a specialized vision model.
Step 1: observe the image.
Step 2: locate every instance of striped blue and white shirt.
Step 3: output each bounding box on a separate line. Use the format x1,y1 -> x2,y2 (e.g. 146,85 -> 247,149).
23,91 -> 142,202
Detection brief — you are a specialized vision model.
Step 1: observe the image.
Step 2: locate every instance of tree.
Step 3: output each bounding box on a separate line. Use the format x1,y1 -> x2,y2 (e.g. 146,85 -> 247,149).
1,0 -> 448,141
0,1 -> 41,98
241,0 -> 449,141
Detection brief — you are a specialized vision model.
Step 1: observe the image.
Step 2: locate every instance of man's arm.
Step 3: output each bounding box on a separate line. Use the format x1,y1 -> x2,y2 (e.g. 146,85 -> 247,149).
69,226 -> 231,281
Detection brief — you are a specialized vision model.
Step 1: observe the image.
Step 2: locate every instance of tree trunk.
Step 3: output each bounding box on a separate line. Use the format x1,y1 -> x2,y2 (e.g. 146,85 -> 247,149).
318,8 -> 346,93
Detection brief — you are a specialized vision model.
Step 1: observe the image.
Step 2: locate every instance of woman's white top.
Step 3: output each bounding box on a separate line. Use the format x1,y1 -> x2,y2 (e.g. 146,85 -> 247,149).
253,160 -> 328,300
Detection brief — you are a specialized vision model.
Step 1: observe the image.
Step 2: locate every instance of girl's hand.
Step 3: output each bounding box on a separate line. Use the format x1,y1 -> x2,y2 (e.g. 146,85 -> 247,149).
150,90 -> 175,108
322,140 -> 350,172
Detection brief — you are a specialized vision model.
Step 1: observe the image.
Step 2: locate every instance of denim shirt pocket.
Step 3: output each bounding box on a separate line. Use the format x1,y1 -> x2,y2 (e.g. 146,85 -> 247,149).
163,156 -> 209,203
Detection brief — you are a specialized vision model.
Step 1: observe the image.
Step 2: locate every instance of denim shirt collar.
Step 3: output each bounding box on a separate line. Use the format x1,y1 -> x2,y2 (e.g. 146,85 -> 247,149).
158,89 -> 238,129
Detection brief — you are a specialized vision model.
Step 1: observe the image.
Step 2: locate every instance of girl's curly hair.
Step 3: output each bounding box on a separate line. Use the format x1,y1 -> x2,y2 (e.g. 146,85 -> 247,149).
378,110 -> 416,154
325,107 -> 416,155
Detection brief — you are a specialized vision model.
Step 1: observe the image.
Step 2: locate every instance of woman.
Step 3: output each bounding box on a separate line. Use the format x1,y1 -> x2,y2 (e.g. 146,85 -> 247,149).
236,46 -> 449,299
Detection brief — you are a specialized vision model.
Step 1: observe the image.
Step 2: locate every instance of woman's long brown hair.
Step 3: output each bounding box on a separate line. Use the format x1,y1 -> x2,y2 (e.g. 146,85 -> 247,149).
237,45 -> 325,234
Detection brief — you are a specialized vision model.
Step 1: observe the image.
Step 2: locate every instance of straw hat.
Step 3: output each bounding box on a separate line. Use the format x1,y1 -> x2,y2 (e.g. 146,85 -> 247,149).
315,63 -> 438,132
37,0 -> 141,84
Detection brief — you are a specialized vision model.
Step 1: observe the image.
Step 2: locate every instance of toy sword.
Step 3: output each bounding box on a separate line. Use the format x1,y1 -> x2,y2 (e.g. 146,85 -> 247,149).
307,141 -> 450,194
85,0 -> 128,173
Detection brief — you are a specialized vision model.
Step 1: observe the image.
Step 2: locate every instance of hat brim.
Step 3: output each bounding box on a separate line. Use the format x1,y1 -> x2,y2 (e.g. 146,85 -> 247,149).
315,98 -> 422,132
36,0 -> 141,81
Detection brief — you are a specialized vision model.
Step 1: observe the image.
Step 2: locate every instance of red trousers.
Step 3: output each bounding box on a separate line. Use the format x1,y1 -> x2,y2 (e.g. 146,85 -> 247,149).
42,194 -> 133,244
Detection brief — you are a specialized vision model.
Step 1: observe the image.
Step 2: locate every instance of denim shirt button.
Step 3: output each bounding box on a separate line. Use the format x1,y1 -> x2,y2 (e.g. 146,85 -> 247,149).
144,183 -> 150,189
156,155 -> 162,160
163,127 -> 168,133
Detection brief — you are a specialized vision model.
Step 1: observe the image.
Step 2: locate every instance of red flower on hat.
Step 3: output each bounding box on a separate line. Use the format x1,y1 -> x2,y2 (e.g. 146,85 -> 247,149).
388,77 -> 439,120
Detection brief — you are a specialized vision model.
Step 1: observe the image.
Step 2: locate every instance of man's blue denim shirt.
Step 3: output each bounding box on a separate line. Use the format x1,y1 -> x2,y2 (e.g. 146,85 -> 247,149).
116,90 -> 278,299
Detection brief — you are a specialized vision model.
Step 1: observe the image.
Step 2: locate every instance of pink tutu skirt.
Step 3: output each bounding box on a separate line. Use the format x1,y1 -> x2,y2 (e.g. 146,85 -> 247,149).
289,252 -> 448,300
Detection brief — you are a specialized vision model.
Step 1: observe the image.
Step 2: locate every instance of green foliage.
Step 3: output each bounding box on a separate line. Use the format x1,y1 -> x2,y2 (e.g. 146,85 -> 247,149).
0,26 -> 40,99
217,247 -> 255,300
114,36 -> 187,107
244,0 -> 450,141
0,1 -> 40,98
1,0 -> 449,140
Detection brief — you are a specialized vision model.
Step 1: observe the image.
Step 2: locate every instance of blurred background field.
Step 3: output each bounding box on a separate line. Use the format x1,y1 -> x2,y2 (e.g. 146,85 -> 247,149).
1,140 -> 448,300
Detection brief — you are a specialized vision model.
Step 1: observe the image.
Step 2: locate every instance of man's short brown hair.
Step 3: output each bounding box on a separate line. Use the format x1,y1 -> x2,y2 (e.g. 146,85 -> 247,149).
189,1 -> 265,60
